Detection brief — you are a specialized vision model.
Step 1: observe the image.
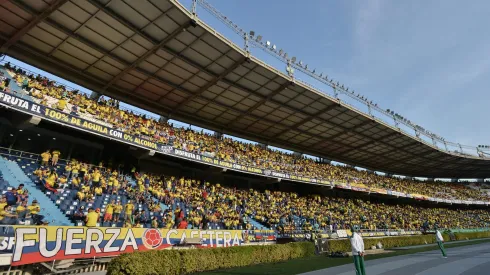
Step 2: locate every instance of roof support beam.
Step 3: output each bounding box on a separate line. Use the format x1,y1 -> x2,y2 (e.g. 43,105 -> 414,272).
85,0 -> 160,45
225,79 -> 290,126
1,0 -> 69,53
244,87 -> 421,160
171,56 -> 247,112
318,119 -> 376,142
338,131 -> 400,156
84,6 -> 175,77
8,1 -> 135,70
48,0 -> 116,57
103,22 -> 191,90
274,104 -> 340,138
381,140 -> 431,160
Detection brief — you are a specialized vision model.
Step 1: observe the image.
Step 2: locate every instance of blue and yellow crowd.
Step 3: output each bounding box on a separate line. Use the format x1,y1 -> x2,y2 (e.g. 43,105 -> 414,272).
2,63 -> 490,231
26,152 -> 490,231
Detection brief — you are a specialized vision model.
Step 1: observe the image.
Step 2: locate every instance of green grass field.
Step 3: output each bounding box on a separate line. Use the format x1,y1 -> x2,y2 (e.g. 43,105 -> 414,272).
197,239 -> 490,275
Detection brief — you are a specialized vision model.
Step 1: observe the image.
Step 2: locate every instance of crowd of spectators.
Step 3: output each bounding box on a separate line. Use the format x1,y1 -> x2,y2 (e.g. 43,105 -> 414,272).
30,151 -> 490,232
3,63 -> 490,232
0,184 -> 47,225
2,63 -> 490,204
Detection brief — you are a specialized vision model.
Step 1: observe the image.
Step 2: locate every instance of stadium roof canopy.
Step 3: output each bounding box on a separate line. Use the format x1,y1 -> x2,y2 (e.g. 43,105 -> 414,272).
1,0 -> 489,178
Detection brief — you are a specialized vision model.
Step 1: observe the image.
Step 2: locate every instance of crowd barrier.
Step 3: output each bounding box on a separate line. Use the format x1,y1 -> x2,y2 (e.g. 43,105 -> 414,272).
1,90 -> 488,206
277,228 -> 424,241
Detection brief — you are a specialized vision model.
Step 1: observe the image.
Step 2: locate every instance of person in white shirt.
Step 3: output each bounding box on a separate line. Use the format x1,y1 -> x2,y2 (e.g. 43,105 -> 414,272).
435,226 -> 447,258
349,225 -> 366,275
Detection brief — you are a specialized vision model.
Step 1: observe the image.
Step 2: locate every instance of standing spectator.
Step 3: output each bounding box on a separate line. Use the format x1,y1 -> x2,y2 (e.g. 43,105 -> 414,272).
92,168 -> 101,187
178,217 -> 188,229
51,150 -> 61,166
85,208 -> 99,227
151,216 -> 159,228
104,201 -> 115,223
113,201 -> 123,223
124,200 -> 134,224
349,226 -> 366,275
5,189 -> 18,206
40,150 -> 51,167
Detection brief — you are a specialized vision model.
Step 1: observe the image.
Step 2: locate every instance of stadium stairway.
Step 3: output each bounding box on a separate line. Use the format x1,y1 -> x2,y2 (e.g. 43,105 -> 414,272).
0,153 -> 253,230
249,217 -> 268,230
0,157 -> 72,226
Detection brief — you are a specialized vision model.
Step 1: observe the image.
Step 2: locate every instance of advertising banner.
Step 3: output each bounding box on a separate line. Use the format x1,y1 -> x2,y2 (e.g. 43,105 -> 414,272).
5,226 -> 243,266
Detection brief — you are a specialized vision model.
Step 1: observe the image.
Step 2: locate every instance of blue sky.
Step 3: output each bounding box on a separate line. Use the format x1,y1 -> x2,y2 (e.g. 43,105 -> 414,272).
3,0 -> 490,171
179,0 -> 490,150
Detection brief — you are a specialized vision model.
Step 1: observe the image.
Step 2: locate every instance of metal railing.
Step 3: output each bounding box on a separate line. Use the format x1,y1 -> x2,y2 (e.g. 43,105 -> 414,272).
186,0 -> 490,160
0,147 -> 109,172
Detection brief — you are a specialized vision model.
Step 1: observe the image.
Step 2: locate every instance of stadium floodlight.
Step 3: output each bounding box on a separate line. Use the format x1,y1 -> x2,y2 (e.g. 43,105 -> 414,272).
299,60 -> 303,66
279,49 -> 284,56
346,87 -> 349,92
319,73 -> 323,77
256,35 -> 262,42
266,41 -> 271,47
312,69 -> 316,73
249,30 -> 255,37
272,45 -> 277,51
305,64 -> 308,69
291,56 -> 297,63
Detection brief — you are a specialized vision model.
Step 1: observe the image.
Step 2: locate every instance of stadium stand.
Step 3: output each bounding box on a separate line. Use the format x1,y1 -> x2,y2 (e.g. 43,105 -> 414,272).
0,148 -> 489,233
1,57 -> 490,272
1,63 -> 490,205
0,1 -> 489,273
1,63 -> 490,235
